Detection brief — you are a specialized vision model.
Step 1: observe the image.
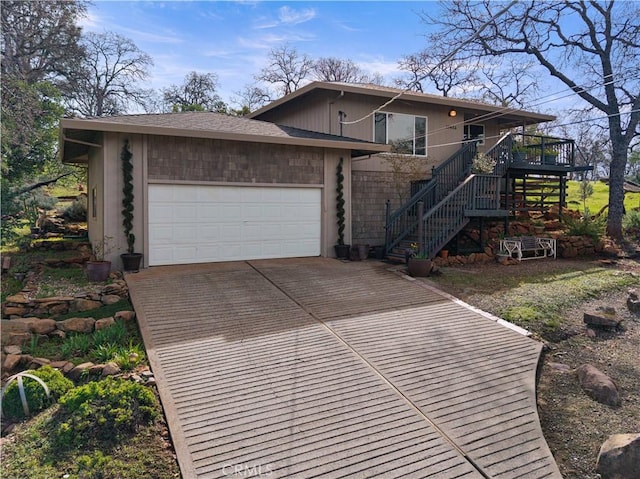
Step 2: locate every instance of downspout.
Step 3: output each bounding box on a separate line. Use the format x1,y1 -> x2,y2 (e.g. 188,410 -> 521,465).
328,90 -> 345,136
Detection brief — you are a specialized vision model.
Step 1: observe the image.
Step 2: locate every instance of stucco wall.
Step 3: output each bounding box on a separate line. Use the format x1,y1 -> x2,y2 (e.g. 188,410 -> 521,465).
147,136 -> 324,185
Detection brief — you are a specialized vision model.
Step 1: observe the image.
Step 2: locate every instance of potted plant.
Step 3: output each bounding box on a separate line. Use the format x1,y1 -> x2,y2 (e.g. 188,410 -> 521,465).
120,140 -> 143,272
471,152 -> 497,174
86,236 -> 113,282
542,148 -> 558,165
407,242 -> 432,277
495,247 -> 511,264
512,144 -> 528,162
334,158 -> 350,259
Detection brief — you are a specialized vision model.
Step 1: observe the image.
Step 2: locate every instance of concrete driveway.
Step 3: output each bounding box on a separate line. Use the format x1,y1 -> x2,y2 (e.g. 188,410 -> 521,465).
126,258 -> 561,479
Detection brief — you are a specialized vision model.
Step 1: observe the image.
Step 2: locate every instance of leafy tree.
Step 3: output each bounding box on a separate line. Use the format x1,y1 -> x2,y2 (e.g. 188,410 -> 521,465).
61,31 -> 153,117
162,71 -> 227,113
256,44 -> 313,96
424,0 -> 640,239
1,0 -> 85,183
1,0 -> 86,83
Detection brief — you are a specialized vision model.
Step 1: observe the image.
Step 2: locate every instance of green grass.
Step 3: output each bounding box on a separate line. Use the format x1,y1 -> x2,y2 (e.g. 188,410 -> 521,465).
431,263 -> 639,333
566,180 -> 640,214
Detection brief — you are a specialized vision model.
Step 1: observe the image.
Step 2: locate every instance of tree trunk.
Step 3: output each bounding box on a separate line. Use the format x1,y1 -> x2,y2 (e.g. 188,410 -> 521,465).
607,141 -> 627,240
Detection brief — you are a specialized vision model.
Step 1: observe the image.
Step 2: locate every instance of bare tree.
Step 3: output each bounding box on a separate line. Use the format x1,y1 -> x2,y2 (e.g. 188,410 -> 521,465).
231,84 -> 273,114
61,31 -> 153,117
477,59 -> 540,108
256,44 -> 313,96
163,71 -> 227,112
424,0 -> 640,239
312,57 -> 370,83
396,46 -> 478,96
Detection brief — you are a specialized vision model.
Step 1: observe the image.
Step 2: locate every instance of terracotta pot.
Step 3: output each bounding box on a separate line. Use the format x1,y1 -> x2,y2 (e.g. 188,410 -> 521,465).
121,253 -> 143,272
407,258 -> 432,277
86,261 -> 111,282
440,249 -> 449,259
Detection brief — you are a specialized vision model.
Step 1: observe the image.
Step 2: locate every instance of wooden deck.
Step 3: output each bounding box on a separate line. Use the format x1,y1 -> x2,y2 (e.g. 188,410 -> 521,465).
126,258 -> 561,479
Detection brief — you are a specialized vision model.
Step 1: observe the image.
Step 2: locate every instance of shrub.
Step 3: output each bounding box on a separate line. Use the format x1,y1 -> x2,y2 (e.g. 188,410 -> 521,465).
61,195 -> 87,221
55,378 -> 158,447
1,366 -> 74,419
563,210 -> 606,242
623,210 -> 640,238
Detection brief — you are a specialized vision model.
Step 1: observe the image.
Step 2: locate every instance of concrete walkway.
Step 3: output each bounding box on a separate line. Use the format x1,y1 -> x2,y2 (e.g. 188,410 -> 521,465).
126,258 -> 561,479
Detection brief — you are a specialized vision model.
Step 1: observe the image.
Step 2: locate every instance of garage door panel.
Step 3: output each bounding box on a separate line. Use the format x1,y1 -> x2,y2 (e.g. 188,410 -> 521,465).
149,185 -> 321,265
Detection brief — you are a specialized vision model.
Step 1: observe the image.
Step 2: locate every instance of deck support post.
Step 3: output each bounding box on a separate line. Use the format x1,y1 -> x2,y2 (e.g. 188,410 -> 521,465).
417,201 -> 424,255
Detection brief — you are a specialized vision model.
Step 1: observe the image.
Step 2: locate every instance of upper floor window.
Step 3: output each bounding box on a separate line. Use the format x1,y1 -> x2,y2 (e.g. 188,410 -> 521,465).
464,123 -> 485,145
374,112 -> 427,156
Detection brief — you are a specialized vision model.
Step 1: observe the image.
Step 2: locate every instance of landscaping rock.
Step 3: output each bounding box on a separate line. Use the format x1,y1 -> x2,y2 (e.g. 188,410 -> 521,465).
4,345 -> 22,355
547,362 -> 572,373
586,328 -> 597,338
627,289 -> 640,315
576,364 -> 620,407
584,307 -> 621,329
49,360 -> 69,369
3,354 -> 21,371
29,357 -> 51,368
89,364 -> 105,375
49,329 -> 66,339
3,306 -> 29,317
95,317 -> 115,330
100,294 -> 122,305
0,320 -> 29,335
67,362 -> 95,380
5,293 -> 30,304
61,361 -> 75,374
29,318 -> 57,335
72,298 -> 102,312
6,332 -> 31,346
596,433 -> 640,479
102,362 -> 121,377
114,310 -> 136,322
57,317 -> 96,333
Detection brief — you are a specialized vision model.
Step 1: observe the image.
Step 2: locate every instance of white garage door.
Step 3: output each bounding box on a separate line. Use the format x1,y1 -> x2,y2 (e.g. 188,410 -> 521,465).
148,184 -> 321,266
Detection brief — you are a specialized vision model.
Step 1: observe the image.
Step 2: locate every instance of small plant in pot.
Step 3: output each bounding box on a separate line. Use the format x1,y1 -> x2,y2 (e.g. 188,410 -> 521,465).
334,158 -> 350,259
86,236 -> 113,282
407,242 -> 432,277
120,140 -> 143,272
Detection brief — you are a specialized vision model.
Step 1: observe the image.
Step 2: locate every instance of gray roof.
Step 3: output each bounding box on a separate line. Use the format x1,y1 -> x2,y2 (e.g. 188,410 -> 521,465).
60,111 -> 389,163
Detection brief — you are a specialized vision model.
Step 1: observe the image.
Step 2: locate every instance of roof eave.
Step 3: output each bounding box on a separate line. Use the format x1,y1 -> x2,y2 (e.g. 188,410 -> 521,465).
249,81 -> 556,125
59,118 -> 389,160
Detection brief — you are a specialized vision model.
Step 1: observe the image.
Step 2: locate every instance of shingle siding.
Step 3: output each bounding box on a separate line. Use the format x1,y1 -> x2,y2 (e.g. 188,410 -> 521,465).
352,171 -> 413,246
148,135 -> 323,184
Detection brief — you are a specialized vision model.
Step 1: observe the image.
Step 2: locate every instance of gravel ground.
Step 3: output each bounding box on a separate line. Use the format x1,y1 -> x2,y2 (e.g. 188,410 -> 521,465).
429,256 -> 640,479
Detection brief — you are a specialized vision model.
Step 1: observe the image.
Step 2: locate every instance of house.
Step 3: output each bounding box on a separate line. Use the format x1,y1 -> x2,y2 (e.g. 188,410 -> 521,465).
60,81 -> 587,268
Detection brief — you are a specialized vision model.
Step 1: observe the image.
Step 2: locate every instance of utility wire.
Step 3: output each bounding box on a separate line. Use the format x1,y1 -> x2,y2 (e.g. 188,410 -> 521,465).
339,0 -> 519,126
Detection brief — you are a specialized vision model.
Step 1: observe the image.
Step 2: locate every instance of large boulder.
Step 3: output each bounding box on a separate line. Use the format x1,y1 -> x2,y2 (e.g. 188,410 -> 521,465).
29,318 -> 57,335
576,364 -> 620,407
596,433 -> 640,479
584,307 -> 621,329
627,289 -> 640,315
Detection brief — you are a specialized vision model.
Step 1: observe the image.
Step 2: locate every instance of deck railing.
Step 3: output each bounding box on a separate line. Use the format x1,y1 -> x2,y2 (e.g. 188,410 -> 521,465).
511,133 -> 575,167
384,141 -> 477,255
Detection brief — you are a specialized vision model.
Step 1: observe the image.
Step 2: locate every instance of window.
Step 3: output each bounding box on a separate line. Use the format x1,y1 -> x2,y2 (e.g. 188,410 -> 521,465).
374,112 -> 427,156
464,123 -> 485,145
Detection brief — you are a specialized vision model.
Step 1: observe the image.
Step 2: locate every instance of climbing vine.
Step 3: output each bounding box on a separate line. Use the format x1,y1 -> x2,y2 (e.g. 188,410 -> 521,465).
336,158 -> 345,245
121,140 -> 135,254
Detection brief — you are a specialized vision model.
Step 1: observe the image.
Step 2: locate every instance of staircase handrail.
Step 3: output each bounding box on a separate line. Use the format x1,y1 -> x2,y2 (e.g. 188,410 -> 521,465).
384,141 -> 477,254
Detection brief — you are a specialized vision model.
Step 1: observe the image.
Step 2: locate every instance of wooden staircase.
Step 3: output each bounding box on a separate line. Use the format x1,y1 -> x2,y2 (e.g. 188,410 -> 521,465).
385,134 -> 514,262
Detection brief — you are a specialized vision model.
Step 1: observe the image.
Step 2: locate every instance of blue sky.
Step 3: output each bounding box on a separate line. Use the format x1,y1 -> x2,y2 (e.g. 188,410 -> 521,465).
83,1 -> 436,105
